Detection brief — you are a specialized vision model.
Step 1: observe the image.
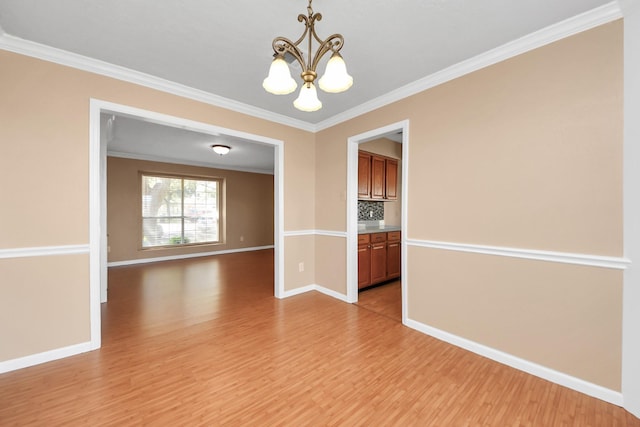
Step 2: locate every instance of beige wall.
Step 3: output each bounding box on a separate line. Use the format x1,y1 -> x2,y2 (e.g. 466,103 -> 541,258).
107,157 -> 274,262
0,49 -> 316,363
315,235 -> 346,294
359,137 -> 402,158
284,235 -> 316,291
407,246 -> 622,390
360,138 -> 402,226
315,21 -> 623,390
0,255 -> 90,360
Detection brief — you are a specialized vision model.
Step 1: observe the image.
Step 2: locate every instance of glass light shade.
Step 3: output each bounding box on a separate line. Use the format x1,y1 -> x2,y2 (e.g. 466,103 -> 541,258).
318,52 -> 353,93
211,145 -> 231,155
262,56 -> 297,95
293,83 -> 322,112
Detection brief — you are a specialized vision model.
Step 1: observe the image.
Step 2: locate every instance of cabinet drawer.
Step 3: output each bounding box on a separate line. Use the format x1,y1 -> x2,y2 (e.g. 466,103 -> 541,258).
358,234 -> 370,245
371,233 -> 386,243
387,231 -> 401,242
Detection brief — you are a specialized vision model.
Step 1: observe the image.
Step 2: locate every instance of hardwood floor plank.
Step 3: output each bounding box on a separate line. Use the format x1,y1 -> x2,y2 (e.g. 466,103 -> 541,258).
356,280 -> 402,321
0,250 -> 638,425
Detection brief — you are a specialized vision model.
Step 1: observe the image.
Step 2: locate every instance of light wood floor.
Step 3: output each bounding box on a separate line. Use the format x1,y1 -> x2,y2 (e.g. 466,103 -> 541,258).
357,280 -> 402,322
1,249 -> 638,426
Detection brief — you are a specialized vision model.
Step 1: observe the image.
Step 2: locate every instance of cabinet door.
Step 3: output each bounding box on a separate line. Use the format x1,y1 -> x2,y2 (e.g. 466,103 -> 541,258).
370,242 -> 387,284
358,152 -> 371,199
358,244 -> 371,289
385,159 -> 398,200
386,241 -> 401,279
371,156 -> 386,199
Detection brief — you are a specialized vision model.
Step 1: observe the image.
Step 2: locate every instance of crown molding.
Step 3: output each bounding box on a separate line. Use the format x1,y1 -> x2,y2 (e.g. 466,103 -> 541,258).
316,1 -> 623,131
0,2 -> 622,134
0,33 -> 316,133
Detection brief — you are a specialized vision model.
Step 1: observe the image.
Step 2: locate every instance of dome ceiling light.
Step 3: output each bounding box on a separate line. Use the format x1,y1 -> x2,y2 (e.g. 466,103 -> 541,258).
211,144 -> 231,155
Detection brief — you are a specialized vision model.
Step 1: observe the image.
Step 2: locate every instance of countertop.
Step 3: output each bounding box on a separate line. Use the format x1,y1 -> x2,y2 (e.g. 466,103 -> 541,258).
357,225 -> 401,235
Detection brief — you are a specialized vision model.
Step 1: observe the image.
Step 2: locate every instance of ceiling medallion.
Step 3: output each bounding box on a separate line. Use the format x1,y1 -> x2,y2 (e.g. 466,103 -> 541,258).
262,0 -> 353,112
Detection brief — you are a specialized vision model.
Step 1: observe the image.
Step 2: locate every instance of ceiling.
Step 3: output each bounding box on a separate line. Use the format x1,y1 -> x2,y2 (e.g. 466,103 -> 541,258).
0,0 -> 615,171
103,113 -> 276,174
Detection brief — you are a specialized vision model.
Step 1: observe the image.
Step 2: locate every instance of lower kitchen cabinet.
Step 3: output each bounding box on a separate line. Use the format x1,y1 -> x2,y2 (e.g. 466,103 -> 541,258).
358,231 -> 401,290
370,240 -> 387,283
386,240 -> 401,279
358,238 -> 371,289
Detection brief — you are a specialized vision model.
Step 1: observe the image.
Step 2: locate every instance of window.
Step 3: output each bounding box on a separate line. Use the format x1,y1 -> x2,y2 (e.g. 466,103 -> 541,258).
142,174 -> 221,248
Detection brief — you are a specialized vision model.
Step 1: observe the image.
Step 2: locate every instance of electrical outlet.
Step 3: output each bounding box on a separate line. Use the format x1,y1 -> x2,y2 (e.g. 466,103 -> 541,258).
298,262 -> 304,272
369,210 -> 374,218
107,246 -> 111,253
240,235 -> 244,242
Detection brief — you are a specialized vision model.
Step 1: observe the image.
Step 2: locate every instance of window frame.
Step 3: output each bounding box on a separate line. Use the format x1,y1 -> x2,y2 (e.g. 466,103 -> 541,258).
140,172 -> 223,249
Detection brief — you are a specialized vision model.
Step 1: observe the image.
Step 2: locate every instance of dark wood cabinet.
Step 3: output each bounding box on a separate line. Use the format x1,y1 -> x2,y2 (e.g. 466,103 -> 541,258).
385,159 -> 398,200
357,152 -> 371,199
370,233 -> 387,282
371,156 -> 386,199
386,231 -> 401,279
358,234 -> 371,289
358,231 -> 401,290
358,150 -> 398,201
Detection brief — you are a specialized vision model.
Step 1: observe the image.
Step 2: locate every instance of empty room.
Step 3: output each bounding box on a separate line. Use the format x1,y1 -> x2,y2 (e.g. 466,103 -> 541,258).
1,0 -> 640,424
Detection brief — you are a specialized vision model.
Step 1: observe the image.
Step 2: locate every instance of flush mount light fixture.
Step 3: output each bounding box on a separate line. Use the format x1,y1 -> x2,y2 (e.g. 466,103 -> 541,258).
211,144 -> 231,156
263,0 -> 353,112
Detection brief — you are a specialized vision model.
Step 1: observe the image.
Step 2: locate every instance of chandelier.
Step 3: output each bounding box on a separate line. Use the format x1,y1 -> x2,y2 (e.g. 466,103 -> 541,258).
262,0 -> 353,112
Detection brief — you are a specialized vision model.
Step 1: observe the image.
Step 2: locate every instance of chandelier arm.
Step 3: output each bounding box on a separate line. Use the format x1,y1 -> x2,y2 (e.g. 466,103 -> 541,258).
310,34 -> 344,72
290,13 -> 312,47
272,36 -> 307,71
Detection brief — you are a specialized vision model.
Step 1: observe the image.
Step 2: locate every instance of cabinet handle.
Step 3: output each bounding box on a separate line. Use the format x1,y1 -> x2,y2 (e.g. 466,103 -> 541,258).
388,243 -> 398,247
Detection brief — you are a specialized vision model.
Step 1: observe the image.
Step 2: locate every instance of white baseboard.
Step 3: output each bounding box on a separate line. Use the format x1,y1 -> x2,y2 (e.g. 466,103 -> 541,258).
279,284 -> 350,303
107,245 -> 274,267
313,285 -> 351,302
0,341 -> 94,374
404,317 -> 623,406
278,284 -> 316,298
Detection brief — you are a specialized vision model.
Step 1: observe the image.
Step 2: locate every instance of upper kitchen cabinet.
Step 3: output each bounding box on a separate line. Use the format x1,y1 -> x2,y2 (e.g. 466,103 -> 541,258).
358,151 -> 371,199
358,150 -> 398,201
371,155 -> 386,199
385,158 -> 398,200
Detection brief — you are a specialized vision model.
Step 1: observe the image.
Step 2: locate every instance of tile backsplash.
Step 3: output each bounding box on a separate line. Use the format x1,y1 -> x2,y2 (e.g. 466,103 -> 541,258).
358,200 -> 384,221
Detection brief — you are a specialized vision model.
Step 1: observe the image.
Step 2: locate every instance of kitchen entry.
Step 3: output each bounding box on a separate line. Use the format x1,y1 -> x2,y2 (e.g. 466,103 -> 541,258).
353,129 -> 404,322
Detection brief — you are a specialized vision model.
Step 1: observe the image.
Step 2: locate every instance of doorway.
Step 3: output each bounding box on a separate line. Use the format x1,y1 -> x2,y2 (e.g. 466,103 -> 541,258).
88,99 -> 285,350
346,120 -> 409,324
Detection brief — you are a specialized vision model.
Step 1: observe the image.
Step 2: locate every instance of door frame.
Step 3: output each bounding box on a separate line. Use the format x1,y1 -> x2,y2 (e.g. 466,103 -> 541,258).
88,99 -> 285,349
346,120 -> 409,323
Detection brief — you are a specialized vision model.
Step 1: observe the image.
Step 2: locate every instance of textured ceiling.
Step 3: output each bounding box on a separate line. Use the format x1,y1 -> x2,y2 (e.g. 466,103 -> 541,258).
103,113 -> 276,174
0,1 -> 616,172
0,0 -> 613,125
